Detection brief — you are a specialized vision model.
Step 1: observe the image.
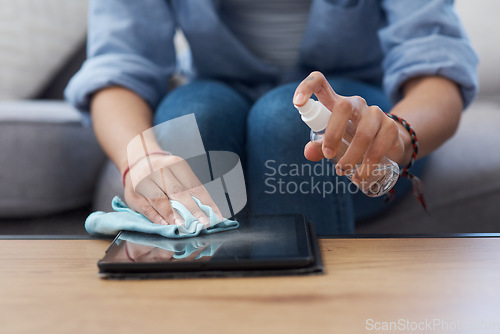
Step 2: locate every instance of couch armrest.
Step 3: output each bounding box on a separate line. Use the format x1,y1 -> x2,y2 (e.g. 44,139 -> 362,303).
0,101 -> 105,218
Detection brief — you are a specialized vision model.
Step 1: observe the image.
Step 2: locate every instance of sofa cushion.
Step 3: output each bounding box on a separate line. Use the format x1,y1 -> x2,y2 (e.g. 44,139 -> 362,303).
357,96 -> 500,233
0,0 -> 88,100
455,0 -> 500,96
0,101 -> 105,217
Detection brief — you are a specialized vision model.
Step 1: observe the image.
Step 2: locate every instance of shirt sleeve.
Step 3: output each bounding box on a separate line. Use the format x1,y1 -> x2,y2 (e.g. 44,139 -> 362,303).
379,0 -> 479,109
64,0 -> 177,112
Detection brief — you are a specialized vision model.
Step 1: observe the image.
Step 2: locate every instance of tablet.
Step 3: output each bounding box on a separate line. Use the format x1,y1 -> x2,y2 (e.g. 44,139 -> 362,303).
98,214 -> 318,277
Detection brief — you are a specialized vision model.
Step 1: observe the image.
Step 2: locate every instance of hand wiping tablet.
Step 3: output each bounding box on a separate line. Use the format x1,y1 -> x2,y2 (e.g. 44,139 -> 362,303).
85,196 -> 239,238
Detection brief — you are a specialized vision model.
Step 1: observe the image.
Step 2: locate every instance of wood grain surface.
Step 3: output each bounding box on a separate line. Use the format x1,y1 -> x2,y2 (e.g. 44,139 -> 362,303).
1,238 -> 499,334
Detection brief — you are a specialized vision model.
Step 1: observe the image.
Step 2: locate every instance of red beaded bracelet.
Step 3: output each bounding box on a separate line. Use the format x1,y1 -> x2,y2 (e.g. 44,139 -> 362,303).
121,151 -> 171,186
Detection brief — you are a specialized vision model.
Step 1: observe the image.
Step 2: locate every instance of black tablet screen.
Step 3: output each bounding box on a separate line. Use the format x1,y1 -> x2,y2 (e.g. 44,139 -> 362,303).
98,214 -> 314,273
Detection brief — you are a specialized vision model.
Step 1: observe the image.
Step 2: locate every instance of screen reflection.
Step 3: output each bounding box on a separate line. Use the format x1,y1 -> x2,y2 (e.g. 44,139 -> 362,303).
109,231 -> 224,263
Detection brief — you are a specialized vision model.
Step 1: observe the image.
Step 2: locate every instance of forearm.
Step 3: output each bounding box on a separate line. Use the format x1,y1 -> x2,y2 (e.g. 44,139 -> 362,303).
390,76 -> 463,165
90,86 -> 162,174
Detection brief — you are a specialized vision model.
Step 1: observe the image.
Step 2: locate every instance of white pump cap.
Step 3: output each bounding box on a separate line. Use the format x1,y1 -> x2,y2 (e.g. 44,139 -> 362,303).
294,99 -> 331,132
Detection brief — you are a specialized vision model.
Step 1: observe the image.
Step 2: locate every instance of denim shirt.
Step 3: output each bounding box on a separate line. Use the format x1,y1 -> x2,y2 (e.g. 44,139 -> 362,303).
65,0 -> 478,111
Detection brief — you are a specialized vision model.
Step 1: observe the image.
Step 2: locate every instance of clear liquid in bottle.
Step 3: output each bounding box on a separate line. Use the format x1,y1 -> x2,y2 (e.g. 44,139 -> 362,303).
295,98 -> 399,197
311,129 -> 399,197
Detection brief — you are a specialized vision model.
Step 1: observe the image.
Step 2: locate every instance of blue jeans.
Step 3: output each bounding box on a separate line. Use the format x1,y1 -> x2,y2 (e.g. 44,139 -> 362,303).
154,79 -> 425,235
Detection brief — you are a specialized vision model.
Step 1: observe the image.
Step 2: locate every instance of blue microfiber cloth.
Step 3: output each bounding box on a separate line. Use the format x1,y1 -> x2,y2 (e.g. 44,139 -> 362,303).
85,196 -> 239,238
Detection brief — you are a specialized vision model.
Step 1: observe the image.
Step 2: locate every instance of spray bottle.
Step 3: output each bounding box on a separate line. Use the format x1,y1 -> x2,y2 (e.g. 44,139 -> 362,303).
295,99 -> 399,197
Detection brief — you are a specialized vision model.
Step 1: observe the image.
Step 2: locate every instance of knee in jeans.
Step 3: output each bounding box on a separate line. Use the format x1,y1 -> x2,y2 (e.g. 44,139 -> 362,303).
248,83 -> 307,139
154,80 -> 250,127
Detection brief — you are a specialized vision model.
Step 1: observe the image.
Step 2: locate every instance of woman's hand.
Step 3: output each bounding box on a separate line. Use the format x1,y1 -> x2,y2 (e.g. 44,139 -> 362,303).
293,71 -> 410,184
123,153 -> 223,227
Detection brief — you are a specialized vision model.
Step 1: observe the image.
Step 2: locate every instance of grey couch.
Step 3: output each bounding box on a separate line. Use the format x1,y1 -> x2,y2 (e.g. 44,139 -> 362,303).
1,1 -> 498,235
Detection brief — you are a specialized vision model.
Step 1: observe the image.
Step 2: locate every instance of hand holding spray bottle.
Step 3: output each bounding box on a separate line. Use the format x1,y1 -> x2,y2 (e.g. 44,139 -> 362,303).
295,99 -> 399,197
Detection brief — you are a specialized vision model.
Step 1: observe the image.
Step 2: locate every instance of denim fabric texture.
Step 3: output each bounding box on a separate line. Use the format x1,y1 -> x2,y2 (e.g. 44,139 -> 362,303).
65,0 -> 478,111
65,0 -> 468,235
153,79 -> 425,235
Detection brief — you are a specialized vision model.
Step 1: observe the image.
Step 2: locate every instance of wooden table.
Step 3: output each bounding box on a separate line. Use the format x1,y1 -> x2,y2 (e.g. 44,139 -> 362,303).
1,238 -> 500,334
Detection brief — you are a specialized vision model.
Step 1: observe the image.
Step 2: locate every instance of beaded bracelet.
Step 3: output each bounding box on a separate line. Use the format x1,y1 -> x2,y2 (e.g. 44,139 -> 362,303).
385,113 -> 427,211
121,151 -> 172,186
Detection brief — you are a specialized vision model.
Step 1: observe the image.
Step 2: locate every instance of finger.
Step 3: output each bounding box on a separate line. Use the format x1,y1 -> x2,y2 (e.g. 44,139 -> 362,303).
337,105 -> 382,176
169,162 -> 224,220
293,71 -> 338,110
172,209 -> 185,226
160,168 -> 211,227
135,178 -> 173,225
322,96 -> 365,159
190,184 -> 223,220
293,71 -> 348,160
129,192 -> 167,225
304,141 -> 324,161
148,168 -> 178,222
147,195 -> 175,225
355,115 -> 400,182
